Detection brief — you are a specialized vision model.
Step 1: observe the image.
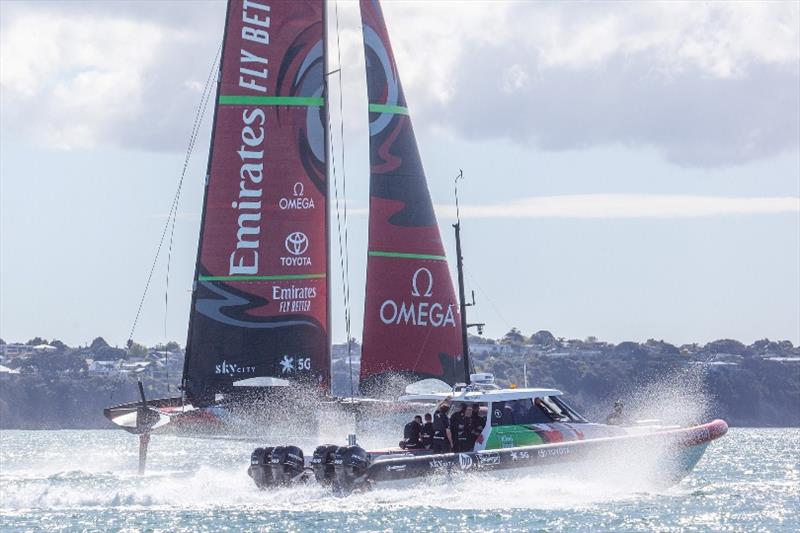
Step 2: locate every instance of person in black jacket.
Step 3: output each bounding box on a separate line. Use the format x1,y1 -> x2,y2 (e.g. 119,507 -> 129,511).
401,415 -> 424,449
420,413 -> 434,449
449,404 -> 471,452
471,403 -> 486,447
432,397 -> 452,453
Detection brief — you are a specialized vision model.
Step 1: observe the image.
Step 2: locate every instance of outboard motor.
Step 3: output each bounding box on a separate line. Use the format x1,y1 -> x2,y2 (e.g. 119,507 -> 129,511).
248,447 -> 275,490
269,445 -> 306,485
332,445 -> 370,496
311,444 -> 338,486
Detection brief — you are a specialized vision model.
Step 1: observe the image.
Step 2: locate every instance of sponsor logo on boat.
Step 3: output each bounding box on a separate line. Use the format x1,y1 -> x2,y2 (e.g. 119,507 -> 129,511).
280,232 -> 311,267
500,434 -> 515,448
279,182 -> 316,211
386,464 -> 407,472
510,450 -> 530,461
428,458 -> 448,469
458,453 -> 473,470
280,355 -> 312,374
538,447 -> 570,458
215,360 -> 256,375
228,108 -> 267,276
379,268 -> 457,328
477,453 -> 500,466
273,285 -> 316,313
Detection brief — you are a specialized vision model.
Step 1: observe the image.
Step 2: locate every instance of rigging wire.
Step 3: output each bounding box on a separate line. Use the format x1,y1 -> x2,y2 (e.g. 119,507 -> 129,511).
160,43 -> 222,391
329,0 -> 356,398
127,42 -> 222,351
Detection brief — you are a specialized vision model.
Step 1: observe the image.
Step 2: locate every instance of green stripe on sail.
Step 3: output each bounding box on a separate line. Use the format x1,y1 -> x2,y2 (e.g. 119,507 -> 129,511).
218,95 -> 324,106
368,251 -> 447,261
199,273 -> 327,282
368,103 -> 409,115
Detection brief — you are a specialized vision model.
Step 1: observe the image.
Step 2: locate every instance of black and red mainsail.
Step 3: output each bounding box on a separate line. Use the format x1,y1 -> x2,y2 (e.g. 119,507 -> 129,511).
358,0 -> 465,391
183,0 -> 329,404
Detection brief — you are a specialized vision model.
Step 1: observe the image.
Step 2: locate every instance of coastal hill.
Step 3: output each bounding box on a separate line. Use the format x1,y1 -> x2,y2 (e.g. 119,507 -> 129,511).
1,331 -> 798,428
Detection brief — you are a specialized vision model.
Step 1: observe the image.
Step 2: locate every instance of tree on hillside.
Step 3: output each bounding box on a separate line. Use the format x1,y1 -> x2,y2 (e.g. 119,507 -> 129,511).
90,337 -> 110,351
705,339 -> 751,356
501,327 -> 526,345
126,339 -> 148,358
0,338 -> 5,345
164,341 -> 181,352
530,330 -> 556,346
26,337 -> 47,346
50,339 -> 68,351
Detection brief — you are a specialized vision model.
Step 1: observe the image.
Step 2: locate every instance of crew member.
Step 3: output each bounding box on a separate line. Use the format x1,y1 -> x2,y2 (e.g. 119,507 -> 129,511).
420,413 -> 434,449
432,397 -> 452,453
606,400 -> 626,425
449,403 -> 471,452
471,403 -> 486,448
463,405 -> 478,451
401,415 -> 424,449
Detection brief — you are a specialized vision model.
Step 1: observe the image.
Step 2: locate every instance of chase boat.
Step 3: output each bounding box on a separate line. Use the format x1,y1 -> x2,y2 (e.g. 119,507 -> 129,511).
247,373 -> 728,494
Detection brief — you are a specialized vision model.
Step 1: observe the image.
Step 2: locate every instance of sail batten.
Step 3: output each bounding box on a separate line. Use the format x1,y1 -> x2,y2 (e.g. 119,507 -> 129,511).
359,0 -> 466,392
183,0 -> 330,404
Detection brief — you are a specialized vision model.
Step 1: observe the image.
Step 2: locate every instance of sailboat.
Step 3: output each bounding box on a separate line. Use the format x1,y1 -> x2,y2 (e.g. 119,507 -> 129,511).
104,0 -> 467,441
106,0 -> 727,487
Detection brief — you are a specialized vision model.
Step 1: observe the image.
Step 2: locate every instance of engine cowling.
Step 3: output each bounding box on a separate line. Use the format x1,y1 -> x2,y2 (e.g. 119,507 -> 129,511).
247,447 -> 274,490
269,445 -> 305,485
332,445 -> 370,495
311,444 -> 338,485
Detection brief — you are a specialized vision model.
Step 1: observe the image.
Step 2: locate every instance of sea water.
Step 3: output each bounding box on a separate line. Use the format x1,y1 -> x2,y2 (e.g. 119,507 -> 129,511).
0,428 -> 797,532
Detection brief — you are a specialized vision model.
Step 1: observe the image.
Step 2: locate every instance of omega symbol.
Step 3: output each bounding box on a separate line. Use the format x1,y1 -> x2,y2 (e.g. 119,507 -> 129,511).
411,267 -> 433,298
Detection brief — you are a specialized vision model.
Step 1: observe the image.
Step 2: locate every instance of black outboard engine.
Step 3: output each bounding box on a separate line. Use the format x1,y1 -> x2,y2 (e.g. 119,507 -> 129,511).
332,445 -> 370,496
248,447 -> 274,490
311,444 -> 338,486
269,445 -> 306,485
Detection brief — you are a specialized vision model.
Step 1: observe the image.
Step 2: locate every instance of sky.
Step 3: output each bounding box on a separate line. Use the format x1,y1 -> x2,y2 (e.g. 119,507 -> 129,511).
1,0 -> 798,348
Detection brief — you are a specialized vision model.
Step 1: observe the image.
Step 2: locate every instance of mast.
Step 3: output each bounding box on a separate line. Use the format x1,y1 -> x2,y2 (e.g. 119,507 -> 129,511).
322,0 -> 332,392
453,171 -> 471,385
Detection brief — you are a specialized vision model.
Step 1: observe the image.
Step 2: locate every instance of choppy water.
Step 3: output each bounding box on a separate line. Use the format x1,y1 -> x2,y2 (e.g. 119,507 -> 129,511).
0,428 -> 798,532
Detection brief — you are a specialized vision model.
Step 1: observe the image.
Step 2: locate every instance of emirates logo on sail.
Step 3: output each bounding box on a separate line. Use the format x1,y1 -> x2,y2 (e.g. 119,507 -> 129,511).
379,268 -> 457,328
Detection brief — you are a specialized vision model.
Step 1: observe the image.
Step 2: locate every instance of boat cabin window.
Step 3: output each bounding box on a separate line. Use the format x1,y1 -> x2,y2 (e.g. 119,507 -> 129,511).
490,399 -> 554,426
489,396 -> 588,426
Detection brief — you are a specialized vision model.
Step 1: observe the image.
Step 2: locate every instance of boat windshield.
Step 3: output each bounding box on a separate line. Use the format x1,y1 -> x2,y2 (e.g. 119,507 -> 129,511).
539,396 -> 588,423
490,399 -> 554,426
490,396 -> 588,425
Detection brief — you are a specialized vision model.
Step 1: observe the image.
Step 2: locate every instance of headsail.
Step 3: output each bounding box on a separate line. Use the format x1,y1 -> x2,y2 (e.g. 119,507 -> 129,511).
359,0 -> 465,392
183,0 -> 329,404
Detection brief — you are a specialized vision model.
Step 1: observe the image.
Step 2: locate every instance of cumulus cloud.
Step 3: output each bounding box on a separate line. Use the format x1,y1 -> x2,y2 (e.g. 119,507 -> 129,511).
0,1 -> 224,151
0,0 -> 797,167
382,1 -> 800,167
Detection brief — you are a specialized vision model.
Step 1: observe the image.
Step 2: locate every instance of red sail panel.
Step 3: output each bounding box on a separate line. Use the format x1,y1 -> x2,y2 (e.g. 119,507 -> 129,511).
359,0 -> 465,391
183,0 -> 329,403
